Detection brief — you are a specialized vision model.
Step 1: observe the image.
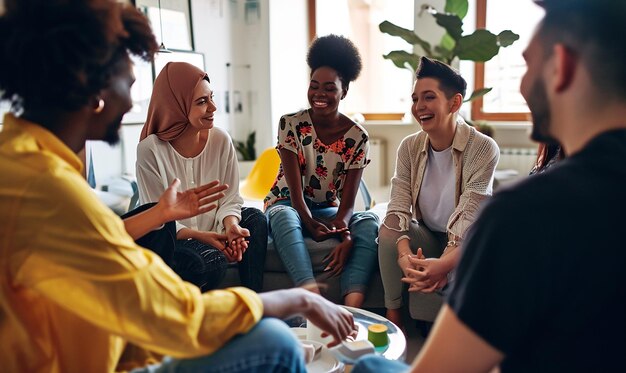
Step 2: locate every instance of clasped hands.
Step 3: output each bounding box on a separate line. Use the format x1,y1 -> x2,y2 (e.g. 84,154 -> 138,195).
304,217 -> 349,242
223,224 -> 250,262
398,248 -> 449,293
304,218 -> 352,277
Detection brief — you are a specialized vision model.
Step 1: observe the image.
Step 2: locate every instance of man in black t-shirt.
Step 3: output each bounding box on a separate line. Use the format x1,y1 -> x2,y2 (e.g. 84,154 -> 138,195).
353,0 -> 626,372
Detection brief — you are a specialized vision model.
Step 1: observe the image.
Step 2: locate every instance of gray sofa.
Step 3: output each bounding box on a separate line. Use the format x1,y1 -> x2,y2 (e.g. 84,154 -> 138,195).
221,234 -> 386,308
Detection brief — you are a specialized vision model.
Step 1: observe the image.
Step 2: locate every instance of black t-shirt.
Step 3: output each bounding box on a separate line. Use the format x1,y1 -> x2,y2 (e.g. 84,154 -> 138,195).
447,129 -> 626,372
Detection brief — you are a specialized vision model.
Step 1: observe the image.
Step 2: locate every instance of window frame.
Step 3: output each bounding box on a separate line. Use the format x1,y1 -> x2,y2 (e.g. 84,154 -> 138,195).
471,0 -> 530,122
307,0 -> 406,121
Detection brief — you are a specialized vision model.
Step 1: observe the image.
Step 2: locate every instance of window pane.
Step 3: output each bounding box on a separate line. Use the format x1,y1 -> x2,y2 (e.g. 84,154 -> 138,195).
316,0 -> 414,116
483,1 -> 542,113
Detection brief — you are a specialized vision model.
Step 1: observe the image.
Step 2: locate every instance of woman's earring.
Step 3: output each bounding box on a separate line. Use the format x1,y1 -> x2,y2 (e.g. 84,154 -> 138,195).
94,98 -> 105,114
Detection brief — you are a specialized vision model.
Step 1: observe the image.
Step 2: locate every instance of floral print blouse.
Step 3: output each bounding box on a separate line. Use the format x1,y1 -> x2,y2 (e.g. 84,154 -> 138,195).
264,109 -> 370,209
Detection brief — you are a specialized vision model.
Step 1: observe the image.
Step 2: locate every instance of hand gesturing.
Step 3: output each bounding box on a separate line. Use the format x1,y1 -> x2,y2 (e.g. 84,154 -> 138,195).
158,179 -> 228,222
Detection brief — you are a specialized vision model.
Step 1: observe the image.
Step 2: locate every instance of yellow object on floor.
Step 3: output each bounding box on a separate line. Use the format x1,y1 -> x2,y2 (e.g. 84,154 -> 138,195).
239,147 -> 281,200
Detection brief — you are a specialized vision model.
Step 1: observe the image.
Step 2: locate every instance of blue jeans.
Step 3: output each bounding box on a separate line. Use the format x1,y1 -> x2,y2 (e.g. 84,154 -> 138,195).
352,355 -> 409,373
131,318 -> 306,373
266,199 -> 379,296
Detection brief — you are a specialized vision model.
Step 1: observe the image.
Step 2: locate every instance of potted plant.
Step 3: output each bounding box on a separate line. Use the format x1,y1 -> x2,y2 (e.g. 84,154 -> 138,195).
379,0 -> 519,102
469,119 -> 494,138
233,131 -> 256,177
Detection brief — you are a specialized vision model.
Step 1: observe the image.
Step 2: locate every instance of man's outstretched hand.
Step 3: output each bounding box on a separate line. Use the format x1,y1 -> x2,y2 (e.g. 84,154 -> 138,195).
158,179 -> 228,222
260,288 -> 357,347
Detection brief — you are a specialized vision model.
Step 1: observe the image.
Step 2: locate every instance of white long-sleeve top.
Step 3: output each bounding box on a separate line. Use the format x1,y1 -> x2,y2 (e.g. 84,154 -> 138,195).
136,127 -> 243,233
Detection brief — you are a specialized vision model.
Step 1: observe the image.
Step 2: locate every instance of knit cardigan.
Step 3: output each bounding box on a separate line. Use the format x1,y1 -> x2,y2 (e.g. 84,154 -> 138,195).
382,120 -> 500,242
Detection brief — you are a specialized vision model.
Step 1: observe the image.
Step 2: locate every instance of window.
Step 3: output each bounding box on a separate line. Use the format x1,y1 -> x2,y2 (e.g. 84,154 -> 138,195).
471,0 -> 543,121
309,0 -> 414,121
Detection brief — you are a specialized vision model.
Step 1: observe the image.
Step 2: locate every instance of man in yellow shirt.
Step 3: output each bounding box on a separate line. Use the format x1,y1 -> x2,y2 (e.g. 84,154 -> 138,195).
0,1 -> 356,372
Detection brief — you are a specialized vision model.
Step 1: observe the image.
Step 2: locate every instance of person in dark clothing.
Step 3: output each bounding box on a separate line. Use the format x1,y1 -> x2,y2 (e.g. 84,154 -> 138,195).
353,0 -> 626,372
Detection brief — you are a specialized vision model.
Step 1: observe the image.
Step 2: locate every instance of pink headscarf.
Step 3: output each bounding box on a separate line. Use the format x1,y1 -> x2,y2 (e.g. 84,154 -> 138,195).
140,62 -> 208,141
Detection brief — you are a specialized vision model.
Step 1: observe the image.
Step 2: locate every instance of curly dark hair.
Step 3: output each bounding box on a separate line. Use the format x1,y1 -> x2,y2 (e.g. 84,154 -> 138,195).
0,0 -> 158,112
415,56 -> 467,99
307,34 -> 362,88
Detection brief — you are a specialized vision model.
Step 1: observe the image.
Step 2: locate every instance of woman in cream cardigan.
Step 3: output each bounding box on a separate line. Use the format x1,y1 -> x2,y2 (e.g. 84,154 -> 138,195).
379,57 -> 499,330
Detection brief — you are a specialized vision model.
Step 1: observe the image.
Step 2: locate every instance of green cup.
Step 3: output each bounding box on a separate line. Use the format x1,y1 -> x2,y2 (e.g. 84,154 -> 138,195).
367,323 -> 389,347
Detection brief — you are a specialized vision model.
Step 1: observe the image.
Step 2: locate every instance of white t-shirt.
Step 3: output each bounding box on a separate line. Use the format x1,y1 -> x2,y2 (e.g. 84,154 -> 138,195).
417,145 -> 456,233
136,127 -> 243,233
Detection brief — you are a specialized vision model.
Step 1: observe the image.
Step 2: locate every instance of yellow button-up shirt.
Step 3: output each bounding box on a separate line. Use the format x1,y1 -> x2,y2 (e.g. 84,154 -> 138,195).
0,114 -> 263,372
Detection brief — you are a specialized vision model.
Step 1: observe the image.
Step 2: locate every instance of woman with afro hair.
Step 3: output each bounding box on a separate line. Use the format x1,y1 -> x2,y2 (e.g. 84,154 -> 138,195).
264,34 -> 380,308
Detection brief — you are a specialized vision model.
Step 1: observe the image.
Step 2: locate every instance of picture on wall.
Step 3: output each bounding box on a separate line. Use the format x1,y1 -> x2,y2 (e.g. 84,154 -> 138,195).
233,90 -> 243,113
147,6 -> 193,51
153,50 -> 206,78
122,55 -> 154,124
132,0 -> 194,50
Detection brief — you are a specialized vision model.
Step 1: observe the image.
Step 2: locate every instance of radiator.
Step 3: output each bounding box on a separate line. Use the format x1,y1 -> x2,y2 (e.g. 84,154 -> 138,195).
497,147 -> 537,176
363,138 -> 386,188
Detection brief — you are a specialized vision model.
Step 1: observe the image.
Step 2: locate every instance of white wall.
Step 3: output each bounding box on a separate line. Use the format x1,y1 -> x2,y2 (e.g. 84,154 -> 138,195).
268,0 -> 310,144
191,0 -> 272,151
190,0 -> 233,135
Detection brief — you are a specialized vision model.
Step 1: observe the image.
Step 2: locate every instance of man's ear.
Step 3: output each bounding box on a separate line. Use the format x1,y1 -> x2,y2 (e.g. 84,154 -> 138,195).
552,44 -> 577,92
449,93 -> 463,113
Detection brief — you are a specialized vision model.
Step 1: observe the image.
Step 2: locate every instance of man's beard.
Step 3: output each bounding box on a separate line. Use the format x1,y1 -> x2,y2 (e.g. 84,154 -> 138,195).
528,78 -> 559,145
102,115 -> 123,146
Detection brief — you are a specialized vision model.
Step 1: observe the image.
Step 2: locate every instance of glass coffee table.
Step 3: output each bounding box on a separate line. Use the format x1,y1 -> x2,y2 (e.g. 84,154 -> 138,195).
292,306 -> 406,370
342,306 -> 406,362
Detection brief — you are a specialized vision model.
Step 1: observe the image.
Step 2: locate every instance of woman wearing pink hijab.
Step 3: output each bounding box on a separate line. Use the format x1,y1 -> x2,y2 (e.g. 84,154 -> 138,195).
137,62 -> 267,291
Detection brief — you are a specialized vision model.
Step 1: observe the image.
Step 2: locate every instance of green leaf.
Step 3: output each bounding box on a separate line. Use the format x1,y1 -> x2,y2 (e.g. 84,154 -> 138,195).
445,0 -> 469,19
455,29 -> 499,61
379,21 -> 432,55
382,50 -> 420,71
234,131 -> 256,160
463,87 -> 493,102
434,45 -> 454,64
440,33 -> 456,51
434,12 -> 464,41
246,131 -> 256,159
497,30 -> 520,47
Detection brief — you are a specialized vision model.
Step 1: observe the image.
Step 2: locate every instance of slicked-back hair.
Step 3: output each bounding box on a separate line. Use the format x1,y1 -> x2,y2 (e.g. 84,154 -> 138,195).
534,0 -> 626,100
0,0 -> 158,112
415,56 -> 467,99
307,34 -> 362,89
